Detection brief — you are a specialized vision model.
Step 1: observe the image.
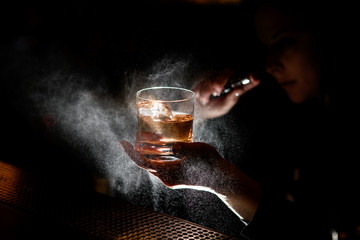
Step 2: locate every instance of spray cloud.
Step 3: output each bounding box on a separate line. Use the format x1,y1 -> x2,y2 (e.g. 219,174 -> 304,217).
24,56 -> 248,236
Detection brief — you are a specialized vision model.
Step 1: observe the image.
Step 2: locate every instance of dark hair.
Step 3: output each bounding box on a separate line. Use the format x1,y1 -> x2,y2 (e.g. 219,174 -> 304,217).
242,0 -> 327,99
243,0 -> 322,33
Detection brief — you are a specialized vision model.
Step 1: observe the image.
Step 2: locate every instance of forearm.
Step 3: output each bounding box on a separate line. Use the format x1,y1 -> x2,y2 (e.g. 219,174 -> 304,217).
211,160 -> 262,223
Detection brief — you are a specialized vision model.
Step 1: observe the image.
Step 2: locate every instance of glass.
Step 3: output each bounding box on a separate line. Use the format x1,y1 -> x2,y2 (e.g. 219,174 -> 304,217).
136,87 -> 195,161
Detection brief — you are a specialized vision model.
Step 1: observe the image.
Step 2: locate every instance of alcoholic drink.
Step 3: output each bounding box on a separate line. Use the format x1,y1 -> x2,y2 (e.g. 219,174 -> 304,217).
137,112 -> 193,159
136,87 -> 195,160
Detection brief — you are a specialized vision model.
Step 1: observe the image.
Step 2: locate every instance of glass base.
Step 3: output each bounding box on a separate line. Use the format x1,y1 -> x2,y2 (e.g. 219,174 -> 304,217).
143,154 -> 180,161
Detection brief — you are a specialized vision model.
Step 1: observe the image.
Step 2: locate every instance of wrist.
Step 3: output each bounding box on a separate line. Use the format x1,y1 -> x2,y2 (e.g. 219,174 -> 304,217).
212,161 -> 262,222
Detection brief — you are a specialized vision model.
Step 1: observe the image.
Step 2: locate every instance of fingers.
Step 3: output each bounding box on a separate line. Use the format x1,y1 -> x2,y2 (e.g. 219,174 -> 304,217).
194,83 -> 222,106
193,70 -> 261,120
243,74 -> 261,91
201,74 -> 261,119
216,89 -> 243,113
221,74 -> 261,101
196,91 -> 241,119
120,140 -> 157,172
192,69 -> 232,105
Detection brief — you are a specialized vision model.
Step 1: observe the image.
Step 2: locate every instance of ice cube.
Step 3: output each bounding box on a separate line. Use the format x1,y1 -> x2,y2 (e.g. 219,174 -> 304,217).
138,101 -> 173,121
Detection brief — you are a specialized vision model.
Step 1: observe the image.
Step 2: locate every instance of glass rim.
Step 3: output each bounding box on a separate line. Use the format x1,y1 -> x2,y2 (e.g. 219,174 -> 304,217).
136,86 -> 195,103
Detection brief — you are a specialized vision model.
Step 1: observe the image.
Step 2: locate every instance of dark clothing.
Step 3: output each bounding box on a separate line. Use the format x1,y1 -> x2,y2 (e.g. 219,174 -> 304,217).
240,99 -> 360,240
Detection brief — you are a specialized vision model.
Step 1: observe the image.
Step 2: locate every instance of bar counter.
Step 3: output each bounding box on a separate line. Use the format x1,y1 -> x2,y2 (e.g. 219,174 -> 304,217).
0,160 -> 239,240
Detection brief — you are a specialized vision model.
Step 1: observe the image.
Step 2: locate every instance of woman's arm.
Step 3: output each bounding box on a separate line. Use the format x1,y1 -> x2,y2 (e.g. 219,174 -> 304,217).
120,140 -> 261,223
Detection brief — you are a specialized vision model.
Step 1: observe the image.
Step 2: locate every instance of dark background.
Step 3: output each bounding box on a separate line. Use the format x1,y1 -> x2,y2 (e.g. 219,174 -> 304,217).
1,0 -> 358,238
0,1 -> 269,171
0,1 -> 282,237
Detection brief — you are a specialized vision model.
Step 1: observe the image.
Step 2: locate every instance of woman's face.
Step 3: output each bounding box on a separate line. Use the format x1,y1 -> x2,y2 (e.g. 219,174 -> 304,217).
254,4 -> 321,103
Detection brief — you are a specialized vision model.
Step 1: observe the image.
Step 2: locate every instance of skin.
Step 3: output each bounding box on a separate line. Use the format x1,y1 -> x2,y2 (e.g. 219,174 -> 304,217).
120,140 -> 261,222
192,68 -> 260,120
120,3 -> 322,223
254,3 -> 322,104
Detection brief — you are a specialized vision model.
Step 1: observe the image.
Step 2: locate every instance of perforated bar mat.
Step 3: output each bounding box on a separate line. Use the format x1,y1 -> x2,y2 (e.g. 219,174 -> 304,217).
0,161 -> 239,239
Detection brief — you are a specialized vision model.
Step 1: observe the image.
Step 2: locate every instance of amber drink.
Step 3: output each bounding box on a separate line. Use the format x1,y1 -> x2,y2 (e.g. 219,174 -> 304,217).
136,87 -> 195,160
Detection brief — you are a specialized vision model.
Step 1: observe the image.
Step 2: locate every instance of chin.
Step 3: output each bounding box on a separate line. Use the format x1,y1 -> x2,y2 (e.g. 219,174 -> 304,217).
287,93 -> 307,104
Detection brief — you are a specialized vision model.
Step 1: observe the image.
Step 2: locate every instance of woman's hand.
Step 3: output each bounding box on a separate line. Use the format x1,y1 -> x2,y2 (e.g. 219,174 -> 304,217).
121,140 -> 224,188
120,140 -> 261,222
192,69 -> 260,120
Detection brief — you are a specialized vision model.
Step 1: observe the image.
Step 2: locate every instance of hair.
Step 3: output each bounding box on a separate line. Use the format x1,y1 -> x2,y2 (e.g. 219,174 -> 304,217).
241,0 -> 328,103
242,0 -> 322,34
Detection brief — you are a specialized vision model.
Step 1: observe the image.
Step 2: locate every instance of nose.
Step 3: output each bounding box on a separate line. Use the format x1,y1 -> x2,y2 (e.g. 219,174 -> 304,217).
266,61 -> 283,76
265,48 -> 284,77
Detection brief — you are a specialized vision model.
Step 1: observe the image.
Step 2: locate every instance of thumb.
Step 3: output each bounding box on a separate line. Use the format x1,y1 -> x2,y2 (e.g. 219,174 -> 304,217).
172,142 -> 187,157
215,89 -> 243,115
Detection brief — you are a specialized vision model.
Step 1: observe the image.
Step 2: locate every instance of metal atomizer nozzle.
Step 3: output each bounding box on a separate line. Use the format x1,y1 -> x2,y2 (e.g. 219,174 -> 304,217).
211,74 -> 251,99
